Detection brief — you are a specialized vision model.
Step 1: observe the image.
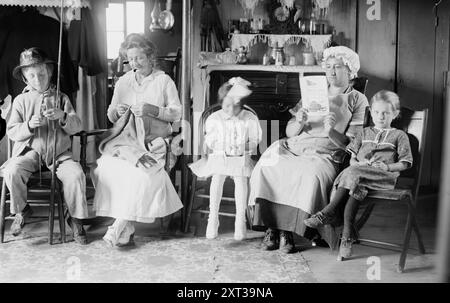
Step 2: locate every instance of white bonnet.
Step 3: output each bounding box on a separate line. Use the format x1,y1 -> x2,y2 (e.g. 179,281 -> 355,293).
322,46 -> 360,79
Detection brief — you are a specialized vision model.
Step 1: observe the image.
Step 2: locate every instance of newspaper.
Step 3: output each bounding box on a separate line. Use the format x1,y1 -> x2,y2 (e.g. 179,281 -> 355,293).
299,75 -> 329,116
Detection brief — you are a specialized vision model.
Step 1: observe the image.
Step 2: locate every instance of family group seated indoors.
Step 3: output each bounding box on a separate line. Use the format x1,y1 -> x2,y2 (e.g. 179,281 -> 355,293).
0,33 -> 413,261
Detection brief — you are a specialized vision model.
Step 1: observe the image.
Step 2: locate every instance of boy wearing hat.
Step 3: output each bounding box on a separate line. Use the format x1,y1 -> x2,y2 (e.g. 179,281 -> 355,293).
1,47 -> 89,245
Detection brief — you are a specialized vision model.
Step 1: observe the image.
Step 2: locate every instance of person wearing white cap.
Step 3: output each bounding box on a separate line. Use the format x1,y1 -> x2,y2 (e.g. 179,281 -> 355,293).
249,46 -> 369,253
189,77 -> 262,241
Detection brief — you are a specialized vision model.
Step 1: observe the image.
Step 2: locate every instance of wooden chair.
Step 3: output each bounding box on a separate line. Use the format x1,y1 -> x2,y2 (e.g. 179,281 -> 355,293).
0,138 -> 66,245
350,107 -> 427,272
351,76 -> 368,95
183,104 -> 259,233
156,47 -> 183,179
156,48 -> 182,89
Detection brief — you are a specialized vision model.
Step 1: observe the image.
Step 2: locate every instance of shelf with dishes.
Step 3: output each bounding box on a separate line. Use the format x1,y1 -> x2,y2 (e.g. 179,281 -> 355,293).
203,64 -> 324,75
225,33 -> 332,66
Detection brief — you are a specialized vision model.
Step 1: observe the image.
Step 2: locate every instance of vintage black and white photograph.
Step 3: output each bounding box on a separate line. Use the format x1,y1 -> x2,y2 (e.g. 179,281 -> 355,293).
0,0 -> 449,287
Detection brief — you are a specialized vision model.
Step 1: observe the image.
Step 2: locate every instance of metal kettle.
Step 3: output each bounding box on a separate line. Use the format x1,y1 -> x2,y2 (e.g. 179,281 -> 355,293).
236,46 -> 248,64
274,46 -> 285,66
268,42 -> 284,65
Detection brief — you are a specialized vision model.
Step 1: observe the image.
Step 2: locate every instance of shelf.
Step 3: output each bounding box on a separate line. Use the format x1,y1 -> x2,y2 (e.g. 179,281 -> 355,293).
230,33 -> 332,54
205,64 -> 325,74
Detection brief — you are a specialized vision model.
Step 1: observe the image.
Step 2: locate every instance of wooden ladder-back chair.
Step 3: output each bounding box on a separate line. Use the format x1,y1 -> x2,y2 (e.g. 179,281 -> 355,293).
352,107 -> 427,272
155,48 -> 183,179
155,48 -> 183,231
352,76 -> 368,95
156,48 -> 182,91
0,138 -> 66,245
183,104 -> 259,233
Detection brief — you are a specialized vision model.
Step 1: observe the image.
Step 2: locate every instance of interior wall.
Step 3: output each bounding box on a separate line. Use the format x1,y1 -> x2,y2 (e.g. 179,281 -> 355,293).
326,0 -> 357,49
432,0 -> 450,188
357,0 -> 398,99
397,0 -> 442,187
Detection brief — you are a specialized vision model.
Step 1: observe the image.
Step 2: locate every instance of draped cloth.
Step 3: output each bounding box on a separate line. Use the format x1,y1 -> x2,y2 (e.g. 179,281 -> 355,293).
98,109 -> 152,167
93,109 -> 182,223
67,7 -> 104,76
68,7 -> 104,165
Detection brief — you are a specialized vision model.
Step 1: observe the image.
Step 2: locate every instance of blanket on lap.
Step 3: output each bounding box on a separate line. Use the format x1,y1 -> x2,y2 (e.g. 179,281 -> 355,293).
98,108 -> 164,170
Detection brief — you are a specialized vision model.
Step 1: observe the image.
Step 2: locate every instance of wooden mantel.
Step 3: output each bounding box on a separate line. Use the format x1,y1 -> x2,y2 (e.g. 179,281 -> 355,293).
204,64 -> 324,75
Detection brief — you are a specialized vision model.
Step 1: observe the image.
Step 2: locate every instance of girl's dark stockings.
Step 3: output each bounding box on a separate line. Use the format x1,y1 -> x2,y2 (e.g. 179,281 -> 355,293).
321,187 -> 361,239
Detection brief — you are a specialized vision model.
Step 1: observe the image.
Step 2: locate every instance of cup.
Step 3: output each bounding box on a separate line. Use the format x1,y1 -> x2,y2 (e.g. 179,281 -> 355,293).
302,52 -> 316,66
289,56 -> 296,66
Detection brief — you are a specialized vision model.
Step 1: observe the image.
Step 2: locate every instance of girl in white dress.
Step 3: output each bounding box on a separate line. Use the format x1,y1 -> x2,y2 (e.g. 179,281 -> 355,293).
189,77 -> 262,240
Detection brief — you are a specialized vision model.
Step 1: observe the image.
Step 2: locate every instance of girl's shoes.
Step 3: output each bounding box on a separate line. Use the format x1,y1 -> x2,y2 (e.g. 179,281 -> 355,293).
337,237 -> 354,261
234,218 -> 247,241
103,223 -> 135,247
206,217 -> 219,239
103,226 -> 119,247
116,223 -> 136,247
303,211 -> 333,228
117,233 -> 135,247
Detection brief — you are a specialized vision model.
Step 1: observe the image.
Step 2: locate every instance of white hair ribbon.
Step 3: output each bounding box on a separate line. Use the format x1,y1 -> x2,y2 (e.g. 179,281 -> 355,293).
226,77 -> 252,104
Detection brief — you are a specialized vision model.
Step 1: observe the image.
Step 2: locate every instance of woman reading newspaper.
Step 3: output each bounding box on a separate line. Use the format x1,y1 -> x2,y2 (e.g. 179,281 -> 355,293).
249,46 -> 369,253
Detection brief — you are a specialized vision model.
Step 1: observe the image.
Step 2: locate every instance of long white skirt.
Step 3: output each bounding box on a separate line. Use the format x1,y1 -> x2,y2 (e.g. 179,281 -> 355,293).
93,155 -> 183,223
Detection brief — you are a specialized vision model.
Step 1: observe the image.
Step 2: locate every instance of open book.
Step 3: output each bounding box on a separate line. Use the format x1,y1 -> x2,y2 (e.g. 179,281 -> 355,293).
299,75 -> 329,116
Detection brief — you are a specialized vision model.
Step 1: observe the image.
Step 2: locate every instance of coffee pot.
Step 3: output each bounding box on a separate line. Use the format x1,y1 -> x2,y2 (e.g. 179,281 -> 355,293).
274,47 -> 285,66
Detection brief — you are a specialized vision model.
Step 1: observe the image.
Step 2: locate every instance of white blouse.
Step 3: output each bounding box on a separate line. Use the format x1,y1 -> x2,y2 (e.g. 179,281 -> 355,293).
108,70 -> 182,141
204,109 -> 262,156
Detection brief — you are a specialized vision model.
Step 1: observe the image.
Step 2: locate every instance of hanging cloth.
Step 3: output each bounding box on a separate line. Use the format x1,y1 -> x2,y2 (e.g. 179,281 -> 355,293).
68,6 -> 104,165
68,7 -> 104,76
200,0 -> 225,52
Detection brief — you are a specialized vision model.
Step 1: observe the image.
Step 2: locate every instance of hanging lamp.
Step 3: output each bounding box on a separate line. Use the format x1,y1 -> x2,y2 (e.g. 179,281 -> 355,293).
149,0 -> 162,31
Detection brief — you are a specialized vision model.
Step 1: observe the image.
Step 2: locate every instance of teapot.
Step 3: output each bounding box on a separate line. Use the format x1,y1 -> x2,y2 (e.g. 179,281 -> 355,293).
216,48 -> 237,64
